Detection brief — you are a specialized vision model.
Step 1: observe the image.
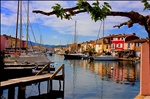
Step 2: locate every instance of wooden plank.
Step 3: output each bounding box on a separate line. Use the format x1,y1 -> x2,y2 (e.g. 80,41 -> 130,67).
1,74 -> 63,89
1,64 -> 65,90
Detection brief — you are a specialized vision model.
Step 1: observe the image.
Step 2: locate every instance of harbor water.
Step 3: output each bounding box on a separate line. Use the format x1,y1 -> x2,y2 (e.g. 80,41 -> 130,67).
1,54 -> 140,99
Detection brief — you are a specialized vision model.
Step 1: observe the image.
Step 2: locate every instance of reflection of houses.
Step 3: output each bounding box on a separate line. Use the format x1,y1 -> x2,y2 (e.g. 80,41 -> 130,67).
91,61 -> 139,84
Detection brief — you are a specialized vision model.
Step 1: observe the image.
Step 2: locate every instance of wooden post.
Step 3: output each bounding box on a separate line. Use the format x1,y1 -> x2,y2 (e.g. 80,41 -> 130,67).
8,87 -> 15,99
140,42 -> 150,95
38,82 -> 41,95
0,89 -> 3,98
47,80 -> 50,93
18,86 -> 26,99
48,63 -> 50,73
50,80 -> 53,91
59,80 -> 61,91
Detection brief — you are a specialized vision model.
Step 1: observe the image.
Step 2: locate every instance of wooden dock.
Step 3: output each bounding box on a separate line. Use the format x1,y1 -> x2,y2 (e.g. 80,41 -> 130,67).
0,63 -> 65,99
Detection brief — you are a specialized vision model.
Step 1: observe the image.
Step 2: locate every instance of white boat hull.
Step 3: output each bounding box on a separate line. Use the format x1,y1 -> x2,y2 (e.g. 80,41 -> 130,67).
94,55 -> 119,61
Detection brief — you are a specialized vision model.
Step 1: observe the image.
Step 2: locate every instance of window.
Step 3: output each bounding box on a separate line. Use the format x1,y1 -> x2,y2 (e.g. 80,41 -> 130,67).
111,44 -> 115,49
121,38 -> 124,40
106,44 -> 108,49
135,43 -> 139,46
117,44 -> 122,48
113,38 -> 117,40
128,43 -> 130,49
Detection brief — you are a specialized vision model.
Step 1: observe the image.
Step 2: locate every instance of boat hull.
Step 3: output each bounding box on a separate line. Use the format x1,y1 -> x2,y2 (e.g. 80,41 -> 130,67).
64,54 -> 82,59
93,56 -> 119,61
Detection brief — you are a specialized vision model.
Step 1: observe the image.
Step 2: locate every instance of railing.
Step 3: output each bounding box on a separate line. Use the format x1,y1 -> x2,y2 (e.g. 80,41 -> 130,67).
50,64 -> 65,80
36,62 -> 51,75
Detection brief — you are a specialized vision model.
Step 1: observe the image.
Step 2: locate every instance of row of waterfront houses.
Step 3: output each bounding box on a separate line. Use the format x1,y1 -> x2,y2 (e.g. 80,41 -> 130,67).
0,34 -> 26,51
0,34 -> 47,52
56,33 -> 147,57
1,33 -> 148,57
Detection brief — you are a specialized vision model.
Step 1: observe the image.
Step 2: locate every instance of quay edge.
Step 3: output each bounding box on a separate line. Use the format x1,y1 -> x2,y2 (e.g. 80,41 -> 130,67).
134,93 -> 150,99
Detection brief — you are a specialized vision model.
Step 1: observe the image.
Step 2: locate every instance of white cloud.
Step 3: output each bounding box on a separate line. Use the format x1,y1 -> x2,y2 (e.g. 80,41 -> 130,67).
1,1 -> 149,45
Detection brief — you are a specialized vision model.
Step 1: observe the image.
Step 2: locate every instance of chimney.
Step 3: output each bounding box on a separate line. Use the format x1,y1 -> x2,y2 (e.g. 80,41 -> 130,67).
133,33 -> 136,35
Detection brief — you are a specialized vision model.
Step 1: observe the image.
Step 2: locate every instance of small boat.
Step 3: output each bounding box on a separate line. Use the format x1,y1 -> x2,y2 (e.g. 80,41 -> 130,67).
64,52 -> 89,59
93,55 -> 119,61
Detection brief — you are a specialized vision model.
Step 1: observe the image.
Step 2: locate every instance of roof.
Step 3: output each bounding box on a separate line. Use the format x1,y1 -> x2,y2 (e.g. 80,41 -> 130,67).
125,38 -> 147,43
104,33 -> 135,39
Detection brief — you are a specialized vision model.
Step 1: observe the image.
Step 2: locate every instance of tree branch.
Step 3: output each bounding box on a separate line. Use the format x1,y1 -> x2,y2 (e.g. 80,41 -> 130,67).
32,1 -> 150,38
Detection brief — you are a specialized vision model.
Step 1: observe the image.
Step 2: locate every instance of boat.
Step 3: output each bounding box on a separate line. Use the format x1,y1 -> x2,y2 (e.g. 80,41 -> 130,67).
64,53 -> 88,59
93,55 -> 119,61
64,21 -> 88,59
4,1 -> 50,66
93,20 -> 119,61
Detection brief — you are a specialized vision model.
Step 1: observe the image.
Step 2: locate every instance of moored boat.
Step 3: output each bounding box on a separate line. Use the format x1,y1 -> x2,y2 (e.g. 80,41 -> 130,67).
93,55 -> 119,61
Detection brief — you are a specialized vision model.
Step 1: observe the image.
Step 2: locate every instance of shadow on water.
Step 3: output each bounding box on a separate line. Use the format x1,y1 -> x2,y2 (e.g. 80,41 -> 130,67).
27,90 -> 64,99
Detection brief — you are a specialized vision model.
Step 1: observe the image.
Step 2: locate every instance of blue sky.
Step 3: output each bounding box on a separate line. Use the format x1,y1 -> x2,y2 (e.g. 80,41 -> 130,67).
1,1 -> 150,45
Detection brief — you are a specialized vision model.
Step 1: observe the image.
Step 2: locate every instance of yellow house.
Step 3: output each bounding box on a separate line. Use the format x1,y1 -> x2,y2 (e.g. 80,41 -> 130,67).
125,38 -> 147,57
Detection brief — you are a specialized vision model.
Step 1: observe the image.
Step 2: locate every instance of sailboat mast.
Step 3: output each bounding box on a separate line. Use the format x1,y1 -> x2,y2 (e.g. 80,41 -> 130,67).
102,19 -> 104,52
74,21 -> 77,53
19,1 -> 22,52
26,0 -> 29,53
15,0 -> 20,53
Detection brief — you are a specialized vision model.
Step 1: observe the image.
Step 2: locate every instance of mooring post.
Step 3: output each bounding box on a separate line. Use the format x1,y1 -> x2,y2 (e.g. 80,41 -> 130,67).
18,85 -> 26,99
8,87 -> 15,99
50,80 -> 53,91
38,82 -> 41,95
47,80 -> 50,93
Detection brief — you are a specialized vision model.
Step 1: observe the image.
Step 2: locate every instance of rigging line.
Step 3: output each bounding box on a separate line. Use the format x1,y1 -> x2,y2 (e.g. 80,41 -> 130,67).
30,2 -> 42,36
96,21 -> 102,45
20,0 -> 22,50
5,22 -> 14,36
22,1 -> 37,45
26,0 -> 29,53
15,0 -> 20,53
28,35 -> 34,50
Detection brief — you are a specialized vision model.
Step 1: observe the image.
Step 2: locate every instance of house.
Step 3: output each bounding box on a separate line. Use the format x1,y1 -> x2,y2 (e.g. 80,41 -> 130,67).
0,35 -> 8,51
125,38 -> 147,57
0,34 -> 26,51
104,33 -> 139,52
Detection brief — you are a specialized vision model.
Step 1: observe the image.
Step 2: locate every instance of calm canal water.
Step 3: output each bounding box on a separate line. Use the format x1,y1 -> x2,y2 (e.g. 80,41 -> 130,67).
2,54 -> 140,99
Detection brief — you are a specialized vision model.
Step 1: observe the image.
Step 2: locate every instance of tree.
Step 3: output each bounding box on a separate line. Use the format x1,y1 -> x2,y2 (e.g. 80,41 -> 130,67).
33,0 -> 150,38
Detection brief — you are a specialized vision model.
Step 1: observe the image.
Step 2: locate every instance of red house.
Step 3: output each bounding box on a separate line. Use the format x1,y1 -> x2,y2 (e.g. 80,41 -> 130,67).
104,33 -> 139,52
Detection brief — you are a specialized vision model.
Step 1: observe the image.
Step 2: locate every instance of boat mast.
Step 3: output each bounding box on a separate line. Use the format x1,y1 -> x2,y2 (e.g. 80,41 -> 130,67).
102,19 -> 104,52
26,0 -> 29,54
19,0 -> 22,52
15,0 -> 20,53
74,21 -> 77,53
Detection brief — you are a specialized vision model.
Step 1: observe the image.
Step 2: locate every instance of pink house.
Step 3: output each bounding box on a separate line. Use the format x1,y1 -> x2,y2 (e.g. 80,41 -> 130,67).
0,35 -> 8,51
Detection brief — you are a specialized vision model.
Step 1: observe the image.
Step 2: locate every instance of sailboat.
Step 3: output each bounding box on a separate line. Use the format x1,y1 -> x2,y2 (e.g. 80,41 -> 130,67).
93,20 -> 119,61
4,0 -> 51,66
64,21 -> 88,59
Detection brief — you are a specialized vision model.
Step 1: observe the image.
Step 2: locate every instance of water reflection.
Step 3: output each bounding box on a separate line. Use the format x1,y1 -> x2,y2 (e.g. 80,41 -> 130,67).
68,60 -> 140,86
0,54 -> 140,99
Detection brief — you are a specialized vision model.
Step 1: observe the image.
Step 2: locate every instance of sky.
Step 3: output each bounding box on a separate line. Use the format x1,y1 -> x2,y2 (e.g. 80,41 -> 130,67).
1,1 -> 150,45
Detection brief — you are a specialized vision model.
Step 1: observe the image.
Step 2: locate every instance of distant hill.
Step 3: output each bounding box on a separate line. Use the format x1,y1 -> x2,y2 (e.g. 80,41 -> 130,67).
28,41 -> 69,48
